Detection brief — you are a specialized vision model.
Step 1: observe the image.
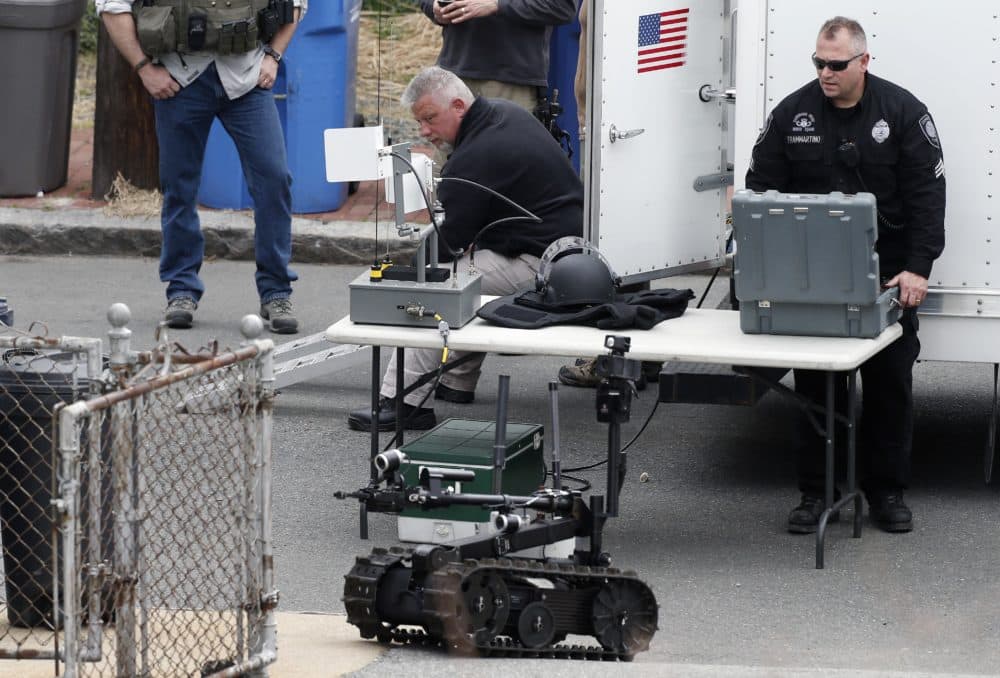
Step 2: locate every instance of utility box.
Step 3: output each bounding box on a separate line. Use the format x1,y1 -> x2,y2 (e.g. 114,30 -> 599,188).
732,190 -> 900,338
396,419 -> 545,544
0,0 -> 86,197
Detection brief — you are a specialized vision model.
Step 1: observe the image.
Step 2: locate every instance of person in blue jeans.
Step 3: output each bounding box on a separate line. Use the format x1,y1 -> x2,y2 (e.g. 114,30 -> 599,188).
96,0 -> 308,333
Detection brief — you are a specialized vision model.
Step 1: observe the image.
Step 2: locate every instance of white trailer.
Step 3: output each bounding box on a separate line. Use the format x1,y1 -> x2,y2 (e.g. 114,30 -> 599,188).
583,0 -> 999,478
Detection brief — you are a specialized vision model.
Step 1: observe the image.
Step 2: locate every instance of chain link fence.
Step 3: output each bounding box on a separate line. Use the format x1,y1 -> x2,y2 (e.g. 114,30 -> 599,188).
0,310 -> 276,677
0,335 -> 102,662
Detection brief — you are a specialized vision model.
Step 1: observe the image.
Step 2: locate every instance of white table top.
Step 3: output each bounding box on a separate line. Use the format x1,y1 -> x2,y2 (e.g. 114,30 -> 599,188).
326,307 -> 902,372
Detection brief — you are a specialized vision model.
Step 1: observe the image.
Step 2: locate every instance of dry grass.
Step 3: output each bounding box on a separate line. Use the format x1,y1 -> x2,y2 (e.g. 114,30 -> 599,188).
102,171 -> 162,218
356,11 -> 442,138
73,52 -> 97,129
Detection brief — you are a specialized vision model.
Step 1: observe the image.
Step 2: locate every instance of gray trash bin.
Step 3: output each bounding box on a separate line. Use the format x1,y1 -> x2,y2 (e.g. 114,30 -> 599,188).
0,348 -> 110,628
0,0 -> 87,197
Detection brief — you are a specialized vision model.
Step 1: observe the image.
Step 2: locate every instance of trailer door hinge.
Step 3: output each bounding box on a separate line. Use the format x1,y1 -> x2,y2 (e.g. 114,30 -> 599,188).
693,172 -> 734,192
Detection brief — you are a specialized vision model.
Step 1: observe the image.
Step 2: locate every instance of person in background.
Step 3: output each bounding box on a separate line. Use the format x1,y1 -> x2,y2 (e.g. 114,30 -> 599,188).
416,0 -> 577,112
347,66 -> 583,432
746,16 -> 945,534
97,0 -> 307,334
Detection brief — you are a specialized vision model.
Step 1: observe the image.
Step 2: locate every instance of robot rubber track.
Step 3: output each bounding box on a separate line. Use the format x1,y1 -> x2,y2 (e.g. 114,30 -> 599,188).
343,546 -> 659,660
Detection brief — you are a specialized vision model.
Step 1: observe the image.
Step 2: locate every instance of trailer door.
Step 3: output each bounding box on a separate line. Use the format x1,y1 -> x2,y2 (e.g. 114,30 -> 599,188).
586,0 -> 731,285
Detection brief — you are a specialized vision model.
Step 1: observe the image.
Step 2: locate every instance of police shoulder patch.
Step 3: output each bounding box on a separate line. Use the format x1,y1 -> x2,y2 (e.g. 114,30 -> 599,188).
754,113 -> 773,147
918,113 -> 941,149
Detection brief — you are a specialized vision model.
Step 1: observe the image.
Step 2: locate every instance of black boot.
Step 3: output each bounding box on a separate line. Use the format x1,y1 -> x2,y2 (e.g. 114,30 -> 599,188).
787,493 -> 840,534
868,491 -> 913,532
347,397 -> 436,432
434,383 -> 475,404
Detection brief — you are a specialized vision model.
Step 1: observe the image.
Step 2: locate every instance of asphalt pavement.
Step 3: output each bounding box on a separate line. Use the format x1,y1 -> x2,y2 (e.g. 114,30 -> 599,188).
1,251 -> 999,678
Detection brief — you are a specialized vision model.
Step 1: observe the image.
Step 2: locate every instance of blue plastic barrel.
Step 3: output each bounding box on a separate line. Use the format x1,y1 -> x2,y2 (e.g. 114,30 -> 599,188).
198,0 -> 362,213
546,14 -> 582,174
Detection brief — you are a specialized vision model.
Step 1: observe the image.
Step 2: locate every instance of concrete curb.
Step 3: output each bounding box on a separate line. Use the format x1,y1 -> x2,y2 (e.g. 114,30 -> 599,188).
0,611 -> 385,678
0,206 -> 419,265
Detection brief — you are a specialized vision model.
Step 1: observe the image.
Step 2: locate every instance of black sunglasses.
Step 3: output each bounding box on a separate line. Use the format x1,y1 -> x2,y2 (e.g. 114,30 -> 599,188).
811,52 -> 864,71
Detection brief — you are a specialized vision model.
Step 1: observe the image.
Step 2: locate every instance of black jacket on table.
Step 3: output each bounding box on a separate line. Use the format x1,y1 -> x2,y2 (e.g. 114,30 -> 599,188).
745,73 -> 945,280
436,97 -> 583,262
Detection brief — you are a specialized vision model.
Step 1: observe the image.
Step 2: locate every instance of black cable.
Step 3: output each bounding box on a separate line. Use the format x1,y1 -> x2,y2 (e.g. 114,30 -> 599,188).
545,470 -> 591,492
562,387 -> 661,472
389,151 -> 463,259
562,457 -> 606,474
621,399 -> 659,453
438,176 -> 542,224
469,215 -> 538,268
438,176 -> 541,268
389,153 -> 544,267
696,267 -> 721,309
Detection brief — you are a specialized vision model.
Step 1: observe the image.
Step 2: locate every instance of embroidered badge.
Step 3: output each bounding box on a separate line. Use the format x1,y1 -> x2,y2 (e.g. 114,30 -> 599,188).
919,113 -> 941,149
754,113 -> 773,146
792,112 -> 816,132
871,119 -> 890,144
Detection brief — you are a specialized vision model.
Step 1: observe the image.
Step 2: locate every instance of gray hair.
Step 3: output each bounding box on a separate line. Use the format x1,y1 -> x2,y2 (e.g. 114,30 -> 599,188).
401,66 -> 475,109
818,16 -> 868,54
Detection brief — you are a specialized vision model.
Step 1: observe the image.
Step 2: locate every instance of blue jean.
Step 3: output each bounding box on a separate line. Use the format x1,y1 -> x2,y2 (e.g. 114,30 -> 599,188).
154,63 -> 297,304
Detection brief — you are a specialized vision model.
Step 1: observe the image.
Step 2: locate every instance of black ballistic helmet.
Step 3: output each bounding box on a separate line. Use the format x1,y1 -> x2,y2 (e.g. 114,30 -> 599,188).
535,237 -> 619,308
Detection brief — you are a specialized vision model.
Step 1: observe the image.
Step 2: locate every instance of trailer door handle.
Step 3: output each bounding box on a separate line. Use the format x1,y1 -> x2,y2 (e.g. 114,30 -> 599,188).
609,124 -> 645,143
698,85 -> 736,103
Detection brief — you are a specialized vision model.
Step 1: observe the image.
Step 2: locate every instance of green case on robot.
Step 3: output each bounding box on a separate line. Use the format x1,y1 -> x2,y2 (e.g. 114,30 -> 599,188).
399,418 -> 546,523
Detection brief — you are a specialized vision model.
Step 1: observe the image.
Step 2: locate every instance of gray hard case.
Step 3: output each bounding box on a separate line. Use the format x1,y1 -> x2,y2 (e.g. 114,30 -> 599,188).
732,190 -> 901,338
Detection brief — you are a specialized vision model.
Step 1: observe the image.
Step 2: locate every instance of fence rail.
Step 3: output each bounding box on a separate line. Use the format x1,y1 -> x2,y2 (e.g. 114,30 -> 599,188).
0,308 -> 276,677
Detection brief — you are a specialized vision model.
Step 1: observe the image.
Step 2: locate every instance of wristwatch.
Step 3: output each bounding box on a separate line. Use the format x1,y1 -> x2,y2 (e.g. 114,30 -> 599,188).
262,44 -> 282,63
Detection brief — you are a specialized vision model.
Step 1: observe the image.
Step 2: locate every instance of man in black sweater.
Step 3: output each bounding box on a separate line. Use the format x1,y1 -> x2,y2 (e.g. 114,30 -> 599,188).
348,66 -> 583,432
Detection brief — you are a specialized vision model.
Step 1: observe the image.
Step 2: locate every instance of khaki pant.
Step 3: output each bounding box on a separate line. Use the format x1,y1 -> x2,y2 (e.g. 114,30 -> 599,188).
462,78 -> 539,113
381,249 -> 541,406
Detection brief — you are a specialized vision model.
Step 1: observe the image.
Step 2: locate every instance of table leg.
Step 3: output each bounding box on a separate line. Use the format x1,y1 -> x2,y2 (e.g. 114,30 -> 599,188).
816,371 -> 835,568
363,345 -> 381,540
393,346 -> 405,448
816,368 -> 862,568
369,345 -> 381,480
847,370 -> 862,538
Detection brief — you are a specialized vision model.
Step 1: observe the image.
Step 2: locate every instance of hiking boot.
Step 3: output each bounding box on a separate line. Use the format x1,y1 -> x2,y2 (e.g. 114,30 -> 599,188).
164,296 -> 197,329
260,298 -> 299,334
787,493 -> 840,534
435,383 -> 475,404
347,397 -> 437,432
557,357 -> 646,391
868,491 -> 913,533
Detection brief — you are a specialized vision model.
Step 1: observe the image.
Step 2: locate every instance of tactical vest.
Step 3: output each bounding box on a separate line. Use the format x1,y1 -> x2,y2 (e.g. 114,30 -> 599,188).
133,0 -> 276,56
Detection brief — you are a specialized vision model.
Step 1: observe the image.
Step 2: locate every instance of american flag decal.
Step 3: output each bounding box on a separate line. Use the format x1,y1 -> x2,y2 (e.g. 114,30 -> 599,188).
637,7 -> 688,74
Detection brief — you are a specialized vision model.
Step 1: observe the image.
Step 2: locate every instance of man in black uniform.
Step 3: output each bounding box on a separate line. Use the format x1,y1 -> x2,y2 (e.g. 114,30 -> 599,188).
347,66 -> 583,432
746,16 -> 945,533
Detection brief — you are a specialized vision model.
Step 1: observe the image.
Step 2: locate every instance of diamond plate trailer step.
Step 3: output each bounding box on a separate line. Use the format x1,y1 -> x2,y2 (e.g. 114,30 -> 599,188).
272,332 -> 370,389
